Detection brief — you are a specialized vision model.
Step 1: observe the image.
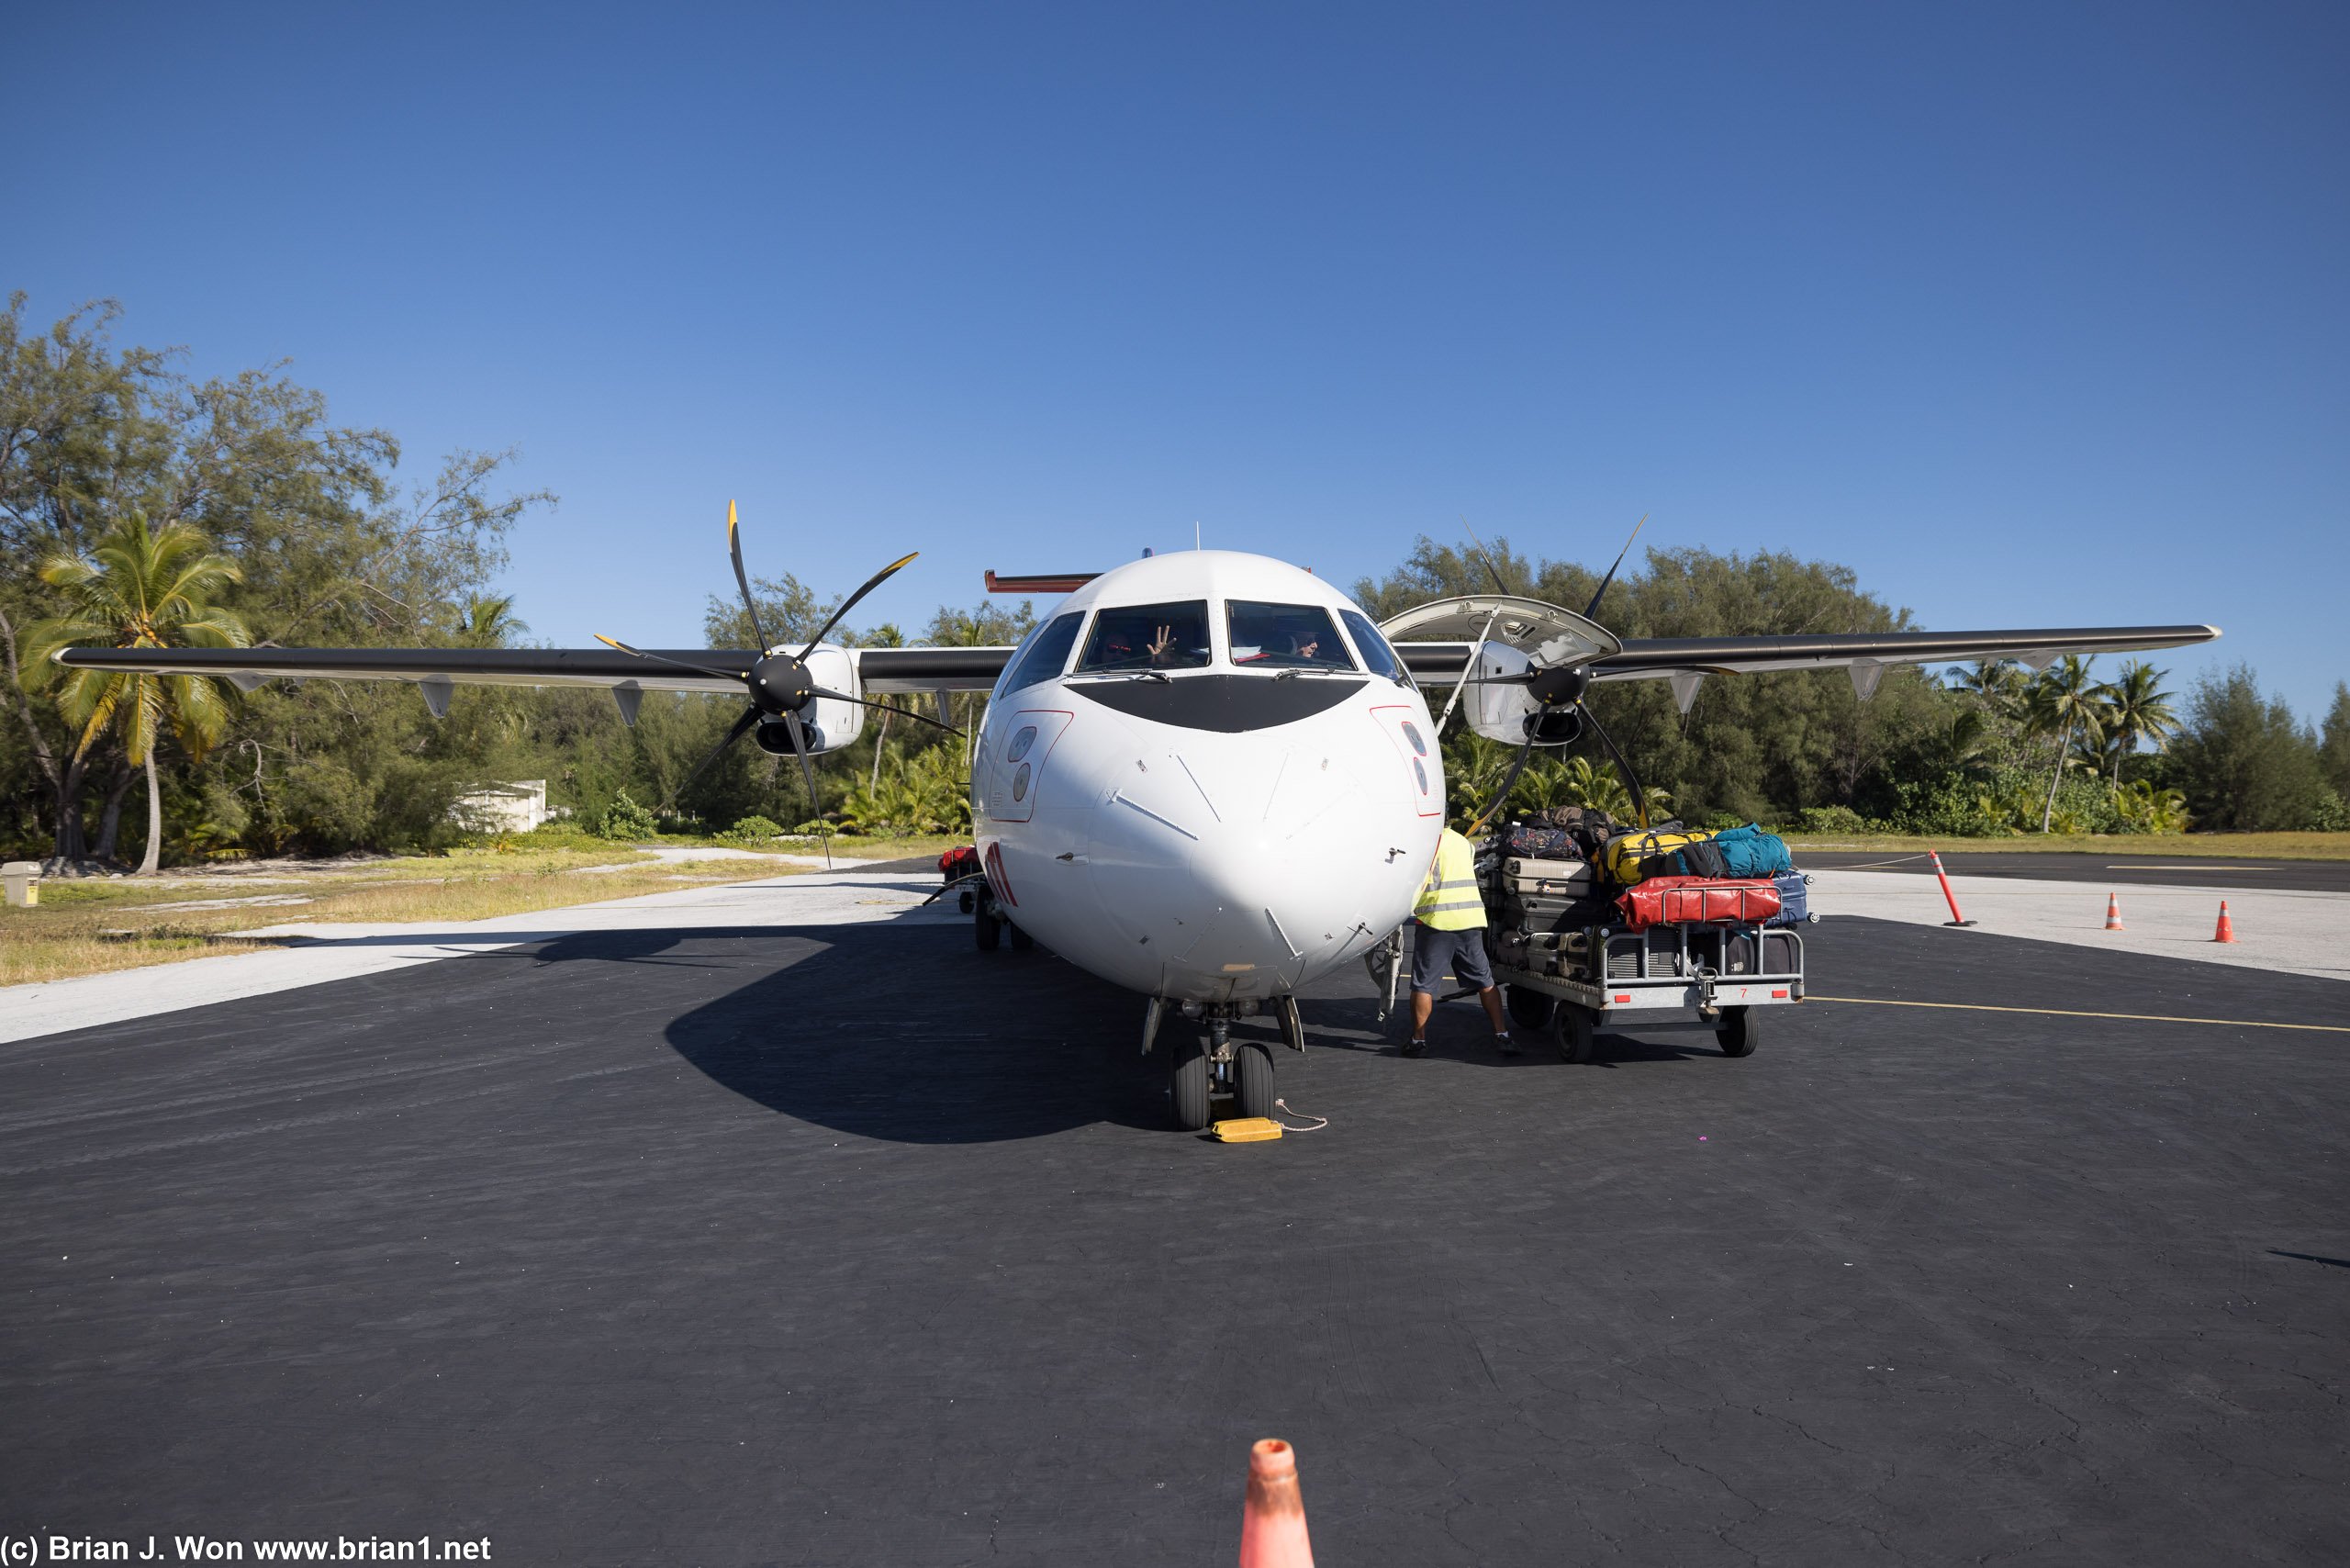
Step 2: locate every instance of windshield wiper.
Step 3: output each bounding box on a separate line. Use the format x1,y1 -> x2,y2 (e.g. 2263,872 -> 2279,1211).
1072,668 -> 1173,683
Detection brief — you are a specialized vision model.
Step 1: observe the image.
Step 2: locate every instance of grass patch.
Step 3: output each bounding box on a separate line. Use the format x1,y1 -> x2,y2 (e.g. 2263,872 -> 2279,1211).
1,851 -> 812,987
1781,830 -> 2350,860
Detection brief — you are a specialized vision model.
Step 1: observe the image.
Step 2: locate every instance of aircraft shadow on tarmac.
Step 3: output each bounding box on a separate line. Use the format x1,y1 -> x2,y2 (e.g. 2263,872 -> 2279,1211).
515,922 -> 1736,1141
522,923 -> 1175,1144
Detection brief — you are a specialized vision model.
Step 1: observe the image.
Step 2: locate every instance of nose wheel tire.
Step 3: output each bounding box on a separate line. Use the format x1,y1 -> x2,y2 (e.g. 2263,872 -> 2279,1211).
1171,1037 -> 1212,1131
1505,984 -> 1555,1032
1235,1042 -> 1277,1120
1555,1002 -> 1596,1064
1007,922 -> 1034,950
974,912 -> 1001,951
1717,1005 -> 1760,1058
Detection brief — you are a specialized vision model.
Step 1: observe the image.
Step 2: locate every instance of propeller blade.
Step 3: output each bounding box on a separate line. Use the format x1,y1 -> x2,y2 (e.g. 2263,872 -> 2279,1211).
596,634 -> 748,686
783,711 -> 831,868
799,552 -> 920,660
1470,735 -> 1539,835
1581,512 -> 1647,622
660,704 -> 763,812
727,499 -> 771,651
1460,516 -> 1513,597
1454,673 -> 1539,686
1576,700 -> 1652,831
807,686 -> 965,736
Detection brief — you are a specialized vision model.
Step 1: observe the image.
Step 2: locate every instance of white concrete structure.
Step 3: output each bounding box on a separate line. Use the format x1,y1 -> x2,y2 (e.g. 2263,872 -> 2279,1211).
451,778 -> 550,834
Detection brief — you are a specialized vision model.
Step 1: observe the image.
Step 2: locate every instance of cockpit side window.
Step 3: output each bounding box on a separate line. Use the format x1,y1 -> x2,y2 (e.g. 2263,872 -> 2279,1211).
1227,601 -> 1356,671
1075,600 -> 1213,672
1001,611 -> 1085,694
1339,609 -> 1410,685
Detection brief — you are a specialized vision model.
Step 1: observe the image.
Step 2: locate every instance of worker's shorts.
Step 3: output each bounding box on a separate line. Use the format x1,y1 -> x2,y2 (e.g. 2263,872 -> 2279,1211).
1410,923 -> 1494,995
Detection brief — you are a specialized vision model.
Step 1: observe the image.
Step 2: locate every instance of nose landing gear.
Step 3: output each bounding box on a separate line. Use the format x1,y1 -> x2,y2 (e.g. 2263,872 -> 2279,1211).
1163,1000 -> 1287,1131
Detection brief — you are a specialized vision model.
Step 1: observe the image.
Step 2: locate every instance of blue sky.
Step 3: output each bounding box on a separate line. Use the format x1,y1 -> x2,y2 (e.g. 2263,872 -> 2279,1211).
10,3 -> 2345,717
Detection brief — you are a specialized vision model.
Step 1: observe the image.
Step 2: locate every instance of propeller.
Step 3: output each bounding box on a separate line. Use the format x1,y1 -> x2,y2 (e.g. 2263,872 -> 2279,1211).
1457,518 -> 1660,833
595,501 -> 962,864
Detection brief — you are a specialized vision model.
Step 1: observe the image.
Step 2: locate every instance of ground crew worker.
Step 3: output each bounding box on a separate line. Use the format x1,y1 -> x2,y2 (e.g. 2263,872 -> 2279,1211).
1404,824 -> 1516,1057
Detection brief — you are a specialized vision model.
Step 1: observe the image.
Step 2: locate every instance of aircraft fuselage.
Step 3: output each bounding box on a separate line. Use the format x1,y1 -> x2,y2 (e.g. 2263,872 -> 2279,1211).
971,551 -> 1444,1004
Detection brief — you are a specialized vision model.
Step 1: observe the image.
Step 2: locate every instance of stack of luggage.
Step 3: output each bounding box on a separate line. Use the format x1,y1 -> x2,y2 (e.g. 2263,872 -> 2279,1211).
1479,809 -> 1815,978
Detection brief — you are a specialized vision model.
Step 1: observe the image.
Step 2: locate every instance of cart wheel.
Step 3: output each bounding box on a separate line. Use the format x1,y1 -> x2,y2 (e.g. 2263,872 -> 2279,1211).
1717,1005 -> 1759,1058
1555,1003 -> 1596,1064
1171,1036 -> 1212,1131
1505,984 -> 1555,1032
1007,921 -> 1034,950
974,911 -> 1001,951
1235,1042 -> 1277,1119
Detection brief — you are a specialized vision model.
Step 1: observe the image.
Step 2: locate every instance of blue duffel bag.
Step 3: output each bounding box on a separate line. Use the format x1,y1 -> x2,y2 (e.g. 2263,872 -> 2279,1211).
1711,823 -> 1795,879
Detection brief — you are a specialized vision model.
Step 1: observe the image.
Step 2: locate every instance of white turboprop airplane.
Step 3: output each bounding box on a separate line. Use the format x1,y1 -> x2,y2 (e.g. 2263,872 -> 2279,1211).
59,505 -> 2219,1128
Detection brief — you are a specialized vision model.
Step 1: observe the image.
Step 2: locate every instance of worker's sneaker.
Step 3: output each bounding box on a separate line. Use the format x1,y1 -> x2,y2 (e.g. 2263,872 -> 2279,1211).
1401,1037 -> 1428,1058
1497,1033 -> 1522,1056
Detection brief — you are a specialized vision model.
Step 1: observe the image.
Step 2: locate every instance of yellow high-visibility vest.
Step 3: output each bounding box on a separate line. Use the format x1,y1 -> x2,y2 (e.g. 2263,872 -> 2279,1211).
1414,828 -> 1485,931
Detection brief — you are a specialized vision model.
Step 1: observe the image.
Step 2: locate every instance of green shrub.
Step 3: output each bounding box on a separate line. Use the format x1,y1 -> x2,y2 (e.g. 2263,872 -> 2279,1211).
1797,805 -> 1870,834
596,790 -> 659,840
724,815 -> 785,843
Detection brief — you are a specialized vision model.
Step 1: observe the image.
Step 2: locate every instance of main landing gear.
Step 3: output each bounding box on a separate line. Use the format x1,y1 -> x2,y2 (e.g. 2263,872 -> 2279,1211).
1150,997 -> 1303,1131
972,885 -> 1035,952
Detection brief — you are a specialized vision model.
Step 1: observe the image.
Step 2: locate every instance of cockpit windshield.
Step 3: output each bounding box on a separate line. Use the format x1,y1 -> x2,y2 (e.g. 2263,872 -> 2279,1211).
1076,600 -> 1213,672
1226,601 -> 1356,672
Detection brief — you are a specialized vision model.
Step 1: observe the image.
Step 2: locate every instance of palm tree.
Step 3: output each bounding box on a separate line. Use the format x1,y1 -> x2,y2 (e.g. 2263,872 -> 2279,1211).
27,516 -> 250,874
2020,655 -> 2109,834
2101,660 -> 2178,786
1948,658 -> 2024,714
454,594 -> 529,647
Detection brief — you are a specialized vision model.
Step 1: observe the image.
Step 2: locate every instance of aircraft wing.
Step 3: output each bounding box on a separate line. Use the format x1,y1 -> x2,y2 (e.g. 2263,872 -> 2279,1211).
50,644 -> 1021,698
1394,622 -> 2221,689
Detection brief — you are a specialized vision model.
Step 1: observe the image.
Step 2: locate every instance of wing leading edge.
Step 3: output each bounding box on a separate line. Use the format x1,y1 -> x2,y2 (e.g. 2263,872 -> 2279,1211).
1393,622 -> 2221,687
49,644 -> 1021,697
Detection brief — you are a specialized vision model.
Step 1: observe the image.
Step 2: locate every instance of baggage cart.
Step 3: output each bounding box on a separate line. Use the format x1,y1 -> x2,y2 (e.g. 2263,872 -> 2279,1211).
1486,917 -> 1806,1061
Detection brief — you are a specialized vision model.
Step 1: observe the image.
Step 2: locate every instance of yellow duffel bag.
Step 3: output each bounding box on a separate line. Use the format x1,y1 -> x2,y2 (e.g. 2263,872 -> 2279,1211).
1601,829 -> 1719,886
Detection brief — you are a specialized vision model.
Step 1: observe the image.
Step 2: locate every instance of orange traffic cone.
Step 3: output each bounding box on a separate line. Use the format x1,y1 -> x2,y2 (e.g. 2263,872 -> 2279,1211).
2212,901 -> 2237,944
2103,892 -> 2125,930
1238,1439 -> 1315,1567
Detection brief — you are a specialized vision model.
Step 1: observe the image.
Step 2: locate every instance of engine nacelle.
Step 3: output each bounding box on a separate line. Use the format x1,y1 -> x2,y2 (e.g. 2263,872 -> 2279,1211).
1465,641 -> 1540,745
778,644 -> 864,753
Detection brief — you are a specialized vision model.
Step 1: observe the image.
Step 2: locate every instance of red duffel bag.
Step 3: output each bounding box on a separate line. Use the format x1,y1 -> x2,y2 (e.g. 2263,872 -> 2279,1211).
1614,876 -> 1782,929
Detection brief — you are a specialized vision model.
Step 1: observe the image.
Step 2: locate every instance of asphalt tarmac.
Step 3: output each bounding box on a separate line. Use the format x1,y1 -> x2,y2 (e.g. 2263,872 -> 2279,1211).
4,900 -> 2344,1565
1797,848 -> 2350,893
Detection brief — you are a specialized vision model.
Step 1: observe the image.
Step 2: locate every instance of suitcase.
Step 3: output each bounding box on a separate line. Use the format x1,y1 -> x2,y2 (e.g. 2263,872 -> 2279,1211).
1505,824 -> 1579,859
1501,890 -> 1615,933
1602,828 -> 1713,885
1638,838 -> 1732,880
1765,870 -> 1812,925
1720,928 -> 1801,976
1528,805 -> 1619,857
1503,857 -> 1593,897
1614,876 -> 1781,930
